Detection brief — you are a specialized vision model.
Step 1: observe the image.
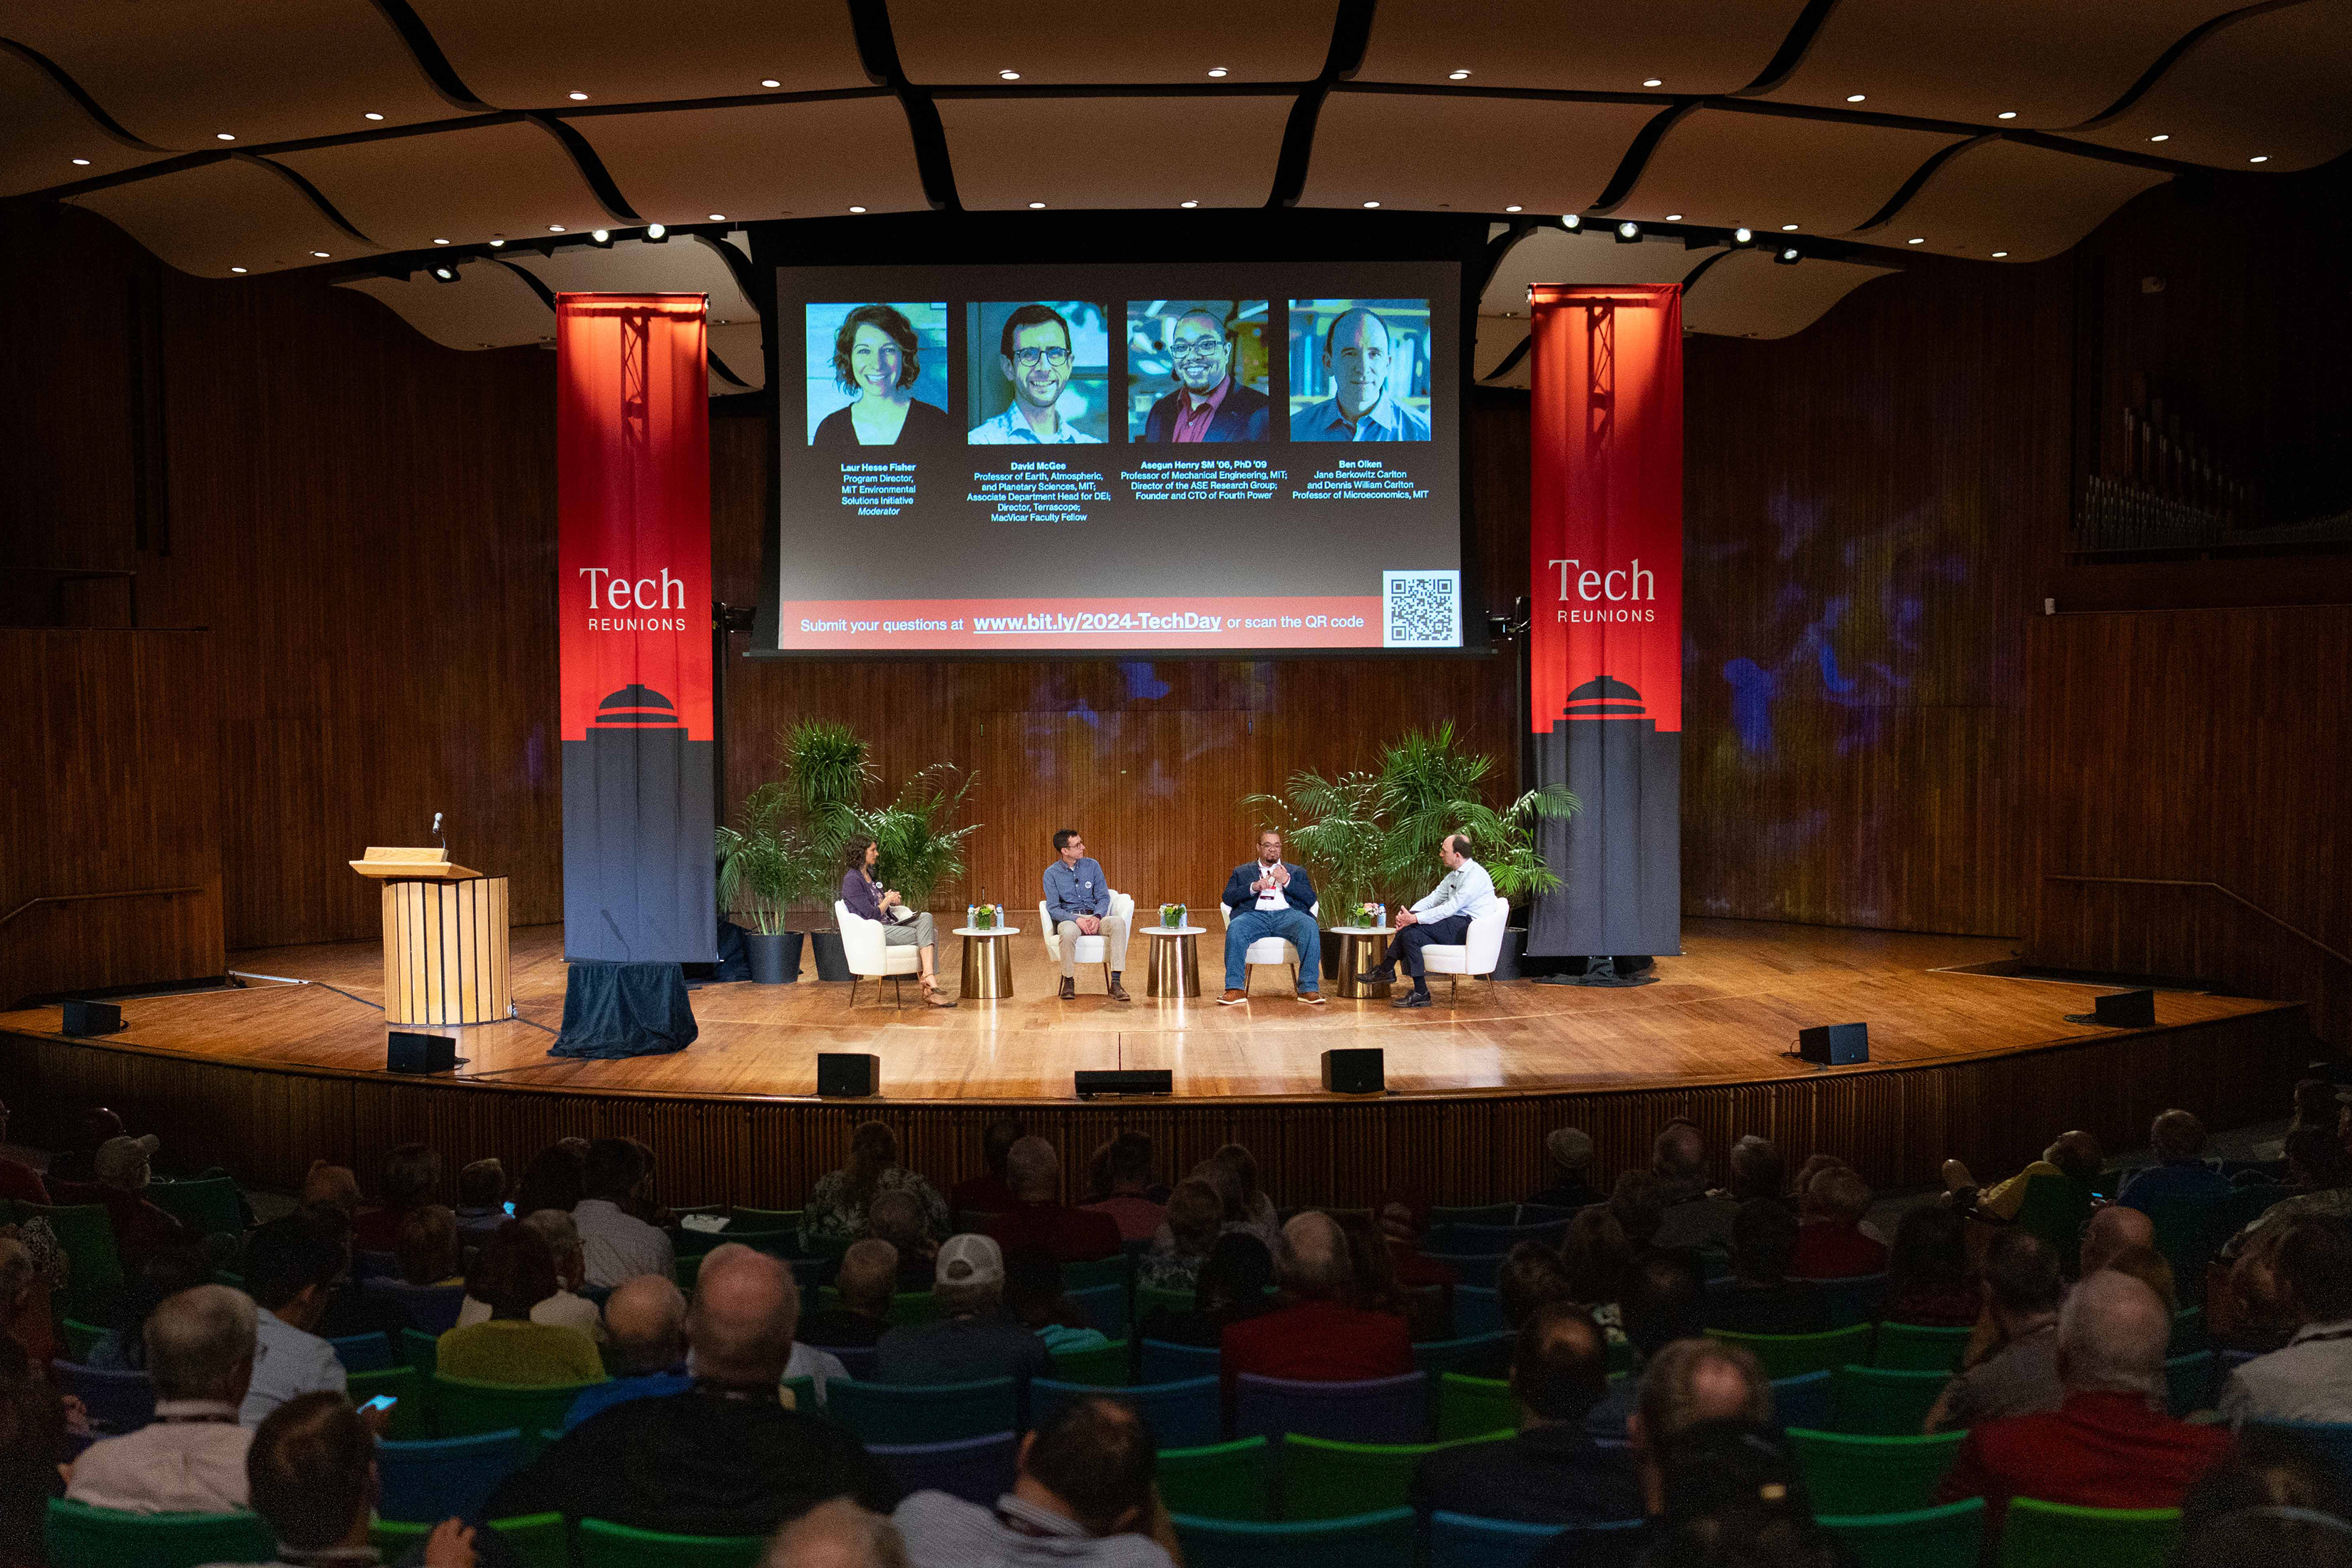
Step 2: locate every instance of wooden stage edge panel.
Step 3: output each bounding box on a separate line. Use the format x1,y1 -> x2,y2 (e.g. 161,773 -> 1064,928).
0,920 -> 2313,1212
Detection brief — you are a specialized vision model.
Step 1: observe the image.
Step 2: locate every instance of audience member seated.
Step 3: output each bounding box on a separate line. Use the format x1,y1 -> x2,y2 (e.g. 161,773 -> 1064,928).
1212,1145 -> 1279,1234
300,1160 -> 362,1221
1925,1229 -> 2063,1433
43,1105 -> 125,1186
1589,1420 -> 1840,1568
865,1191 -> 941,1291
573,1138 -> 675,1289
1587,1250 -> 1708,1441
238,1220 -> 349,1425
2222,1128 -> 2352,1262
986,1138 -> 1122,1264
294,1200 -> 408,1344
1723,1134 -> 1789,1207
949,1116 -> 1026,1219
2098,1242 -> 2178,1313
512,1142 -> 587,1219
242,1392 -> 478,1568
1943,1129 -> 2103,1223
492,1244 -> 898,1535
1607,1170 -> 1667,1254
434,1224 -> 604,1386
454,1158 -> 508,1241
1936,1271 -> 2227,1528
765,1498 -> 908,1568
351,1143 -> 440,1254
0,1098 -> 49,1206
66,1284 -> 256,1512
1137,1234 -> 1274,1348
1881,1203 -> 1978,1327
1190,1157 -> 1281,1254
893,1396 -> 1177,1568
1563,1205 -> 1635,1346
1221,1212 -> 1412,1393
0,1238 -> 56,1371
51,1133 -> 188,1270
1650,1123 -> 1738,1251
1711,1200 -> 1830,1334
2078,1203 -> 2155,1279
875,1234 -> 1049,1388
800,1240 -> 898,1350
2116,1109 -> 2234,1214
1082,1132 -> 1167,1243
1413,1302 -> 1641,1525
2220,1214 -> 2352,1425
1378,1197 -> 1458,1294
396,1205 -> 465,1288
1578,1336 -> 1775,1557
455,1209 -> 606,1342
0,1357 -> 68,1568
1336,1210 -> 1440,1342
1525,1127 -> 1604,1212
2172,1427 -> 2352,1568
564,1274 -> 691,1430
1137,1180 -> 1222,1294
90,1246 -> 217,1373
1497,1239 -> 1576,1331
809,1122 -> 951,1247
1789,1167 -> 1887,1279
1006,1249 -> 1108,1355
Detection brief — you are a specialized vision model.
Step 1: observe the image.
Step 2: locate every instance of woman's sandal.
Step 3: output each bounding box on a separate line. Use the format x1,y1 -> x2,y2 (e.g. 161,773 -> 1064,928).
920,977 -> 955,1008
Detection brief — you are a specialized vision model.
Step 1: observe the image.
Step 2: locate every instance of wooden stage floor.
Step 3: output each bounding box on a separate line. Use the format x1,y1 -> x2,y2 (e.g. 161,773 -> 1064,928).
0,918 -> 2293,1105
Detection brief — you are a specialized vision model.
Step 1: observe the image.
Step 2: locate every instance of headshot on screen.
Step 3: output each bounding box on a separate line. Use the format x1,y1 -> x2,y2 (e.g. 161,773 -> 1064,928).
1287,299 -> 1433,443
805,301 -> 954,446
1128,301 -> 1272,443
968,301 -> 1109,445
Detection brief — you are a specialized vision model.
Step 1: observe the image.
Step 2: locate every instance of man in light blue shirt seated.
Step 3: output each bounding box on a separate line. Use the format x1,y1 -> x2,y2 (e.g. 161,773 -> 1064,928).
1289,306 -> 1432,442
1042,827 -> 1129,1001
969,304 -> 1101,444
1356,832 -> 1502,1009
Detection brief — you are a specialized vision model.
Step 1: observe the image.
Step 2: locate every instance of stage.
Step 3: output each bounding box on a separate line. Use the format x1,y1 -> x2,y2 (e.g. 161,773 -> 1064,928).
0,919 -> 2309,1212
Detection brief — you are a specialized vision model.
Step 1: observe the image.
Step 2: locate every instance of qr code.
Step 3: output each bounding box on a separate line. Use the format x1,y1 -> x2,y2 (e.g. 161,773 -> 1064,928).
1383,569 -> 1461,647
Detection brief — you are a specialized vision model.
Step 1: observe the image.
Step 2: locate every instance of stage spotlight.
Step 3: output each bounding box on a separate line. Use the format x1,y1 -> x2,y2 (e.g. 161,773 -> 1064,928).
1775,246 -> 1801,264
1733,227 -> 1754,245
644,222 -> 667,240
1614,220 -> 1639,242
1562,214 -> 1581,229
589,228 -> 612,245
488,239 -> 505,247
429,264 -> 458,283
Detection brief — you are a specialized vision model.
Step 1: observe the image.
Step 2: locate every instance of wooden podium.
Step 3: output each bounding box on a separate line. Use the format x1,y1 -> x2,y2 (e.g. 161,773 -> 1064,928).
349,847 -> 511,1026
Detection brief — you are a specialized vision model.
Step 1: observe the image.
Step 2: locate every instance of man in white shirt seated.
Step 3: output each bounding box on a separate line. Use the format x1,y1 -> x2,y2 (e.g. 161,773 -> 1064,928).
66,1284 -> 256,1512
2221,1214 -> 2352,1426
455,1208 -> 607,1341
1356,833 -> 1504,1009
238,1221 -> 349,1426
573,1138 -> 675,1289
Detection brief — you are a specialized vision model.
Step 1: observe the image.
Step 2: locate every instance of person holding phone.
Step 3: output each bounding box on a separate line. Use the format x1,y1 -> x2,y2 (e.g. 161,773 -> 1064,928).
841,834 -> 953,1006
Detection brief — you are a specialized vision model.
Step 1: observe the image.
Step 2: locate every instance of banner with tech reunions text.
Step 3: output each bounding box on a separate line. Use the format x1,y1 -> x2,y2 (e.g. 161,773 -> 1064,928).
1527,284 -> 1683,958
557,294 -> 716,964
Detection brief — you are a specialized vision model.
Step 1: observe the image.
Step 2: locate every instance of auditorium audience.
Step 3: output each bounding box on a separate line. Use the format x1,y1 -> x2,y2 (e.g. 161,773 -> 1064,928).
2220,1214 -> 2352,1425
800,1240 -> 899,1350
1135,1233 -> 1274,1348
512,1141 -> 587,1218
949,1116 -> 1026,1219
2115,1109 -> 2234,1213
53,1133 -> 187,1270
1337,1209 -> 1440,1340
0,1237 -> 56,1373
1937,1271 -> 2227,1527
2223,1127 -> 2352,1259
65,1284 -> 256,1512
2173,1429 -> 2352,1568
2078,1202 -> 2156,1279
43,1106 -> 125,1186
1006,1249 -> 1109,1354
0,1362 -> 66,1568
563,1272 -> 691,1430
875,1234 -> 1049,1387
1377,1197 -> 1459,1296
1711,1199 -> 1830,1334
238,1220 -> 349,1425
984,1137 -> 1122,1262
868,1190 -> 940,1291
435,1223 -> 604,1386
1081,1131 -> 1167,1242
352,1142 -> 440,1253
453,1157 -> 509,1240
1411,1301 -> 1641,1525
88,1247 -> 215,1373
1221,1212 -> 1411,1393
1723,1134 -> 1789,1206
1495,1239 -> 1577,1331
1586,1250 -> 1708,1440
299,1159 -> 363,1219
1138,1179 -> 1223,1294
1789,1166 -> 1887,1279
1597,1420 -> 1840,1568
0,1099 -> 48,1206
1942,1129 -> 2104,1222
1562,1204 -> 1634,1344
1607,1170 -> 1668,1253
808,1121 -> 950,1245
1212,1144 -> 1280,1234
767,1498 -> 909,1568
395,1204 -> 465,1287
1524,1126 -> 1604,1212
1925,1229 -> 2063,1433
572,1138 -> 676,1288
492,1244 -> 897,1535
453,1206 -> 605,1343
2098,1240 -> 2178,1313
1880,1202 -> 1978,1326
1622,1337 -> 1774,1519
237,1391 -> 478,1568
892,1396 -> 1176,1567
1649,1123 -> 1738,1250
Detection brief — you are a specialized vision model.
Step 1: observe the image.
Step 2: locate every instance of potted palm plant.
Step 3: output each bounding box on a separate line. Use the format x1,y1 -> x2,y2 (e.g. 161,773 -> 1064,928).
1243,768 -> 1393,981
859,763 -> 981,919
776,718 -> 877,981
715,785 -> 818,983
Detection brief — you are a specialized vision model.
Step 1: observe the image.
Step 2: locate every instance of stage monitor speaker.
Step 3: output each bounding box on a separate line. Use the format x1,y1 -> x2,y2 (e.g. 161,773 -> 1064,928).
1321,1047 -> 1386,1094
817,1053 -> 880,1098
1797,1022 -> 1869,1066
2065,988 -> 2156,1028
1074,1069 -> 1172,1099
386,1031 -> 456,1074
61,1000 -> 123,1036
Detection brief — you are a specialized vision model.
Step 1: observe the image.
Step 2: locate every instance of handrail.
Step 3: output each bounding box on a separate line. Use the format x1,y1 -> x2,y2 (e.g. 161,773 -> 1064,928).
0,885 -> 206,930
2043,875 -> 2352,972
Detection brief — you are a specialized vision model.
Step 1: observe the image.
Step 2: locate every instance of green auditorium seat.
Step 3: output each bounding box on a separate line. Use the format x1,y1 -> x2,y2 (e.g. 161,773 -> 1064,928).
1829,1365 -> 1951,1435
46,1497 -> 274,1568
1157,1436 -> 1274,1520
432,1375 -> 607,1458
1818,1498 -> 1986,1568
823,1376 -> 1017,1444
61,1315 -> 108,1362
725,1206 -> 803,1234
577,1518 -> 765,1567
1279,1432 -> 1510,1520
1706,1323 -> 1872,1381
145,1175 -> 247,1242
1047,1336 -> 1130,1387
1997,1498 -> 2181,1568
1438,1371 -> 1517,1440
372,1513 -> 567,1568
1788,1428 -> 1969,1515
21,1202 -> 124,1320
1872,1323 -> 1971,1371
1172,1505 -> 1416,1568
815,1285 -> 940,1327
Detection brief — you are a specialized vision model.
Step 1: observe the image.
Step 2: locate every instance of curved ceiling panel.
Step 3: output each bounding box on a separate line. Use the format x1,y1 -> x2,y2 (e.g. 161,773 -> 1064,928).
2061,1 -> 2352,172
572,98 -> 928,223
336,260 -> 555,350
1354,0 -> 1806,95
708,321 -> 767,392
1479,228 -> 1709,314
502,235 -> 758,323
270,121 -> 611,252
1682,247 -> 1899,338
0,47 -> 169,197
1475,316 -> 1532,386
5,1 -> 455,150
1616,107 -> 1967,232
936,93 -> 1295,210
1760,0 -> 2232,128
1872,138 -> 2169,262
66,157 -> 378,277
403,0 -> 871,105
1299,92 -> 1658,215
887,0 -> 1341,84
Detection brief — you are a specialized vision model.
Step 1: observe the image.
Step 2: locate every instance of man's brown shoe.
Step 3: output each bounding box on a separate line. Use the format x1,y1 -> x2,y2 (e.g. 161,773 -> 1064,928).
1219,989 -> 1247,1005
1058,976 -> 1076,1001
1108,979 -> 1131,1001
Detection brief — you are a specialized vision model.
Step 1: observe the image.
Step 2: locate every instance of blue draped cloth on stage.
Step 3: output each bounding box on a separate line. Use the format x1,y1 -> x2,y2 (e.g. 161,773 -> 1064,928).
550,961 -> 698,1058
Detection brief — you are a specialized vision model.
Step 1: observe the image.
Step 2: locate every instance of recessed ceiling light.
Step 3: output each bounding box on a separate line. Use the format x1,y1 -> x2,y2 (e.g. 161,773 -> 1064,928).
432,237 -> 449,244
230,266 -> 247,273
591,228 -> 611,242
847,205 -> 866,213
760,78 -> 780,88
999,70 -> 1020,80
1996,111 -> 2017,120
488,239 -> 505,247
1643,78 -> 1664,88
1616,220 -> 1639,239
1180,200 -> 1199,208
708,213 -> 726,221
1665,212 -> 1683,220
1363,200 -> 1381,208
1992,250 -> 2009,257
215,132 -> 235,140
311,250 -> 329,257
1733,227 -> 1754,244
2249,155 -> 2269,163
71,157 -> 90,165
363,112 -> 384,121
2150,134 -> 2170,143
1448,69 -> 1471,80
1027,201 -> 1045,210
1561,214 -> 1580,229
550,225 -> 566,232
1505,205 -> 1522,212
1207,67 -> 1227,78
1845,93 -> 1865,102
645,223 -> 666,239
567,91 -> 588,100
1781,224 -> 1799,231
1907,237 -> 1924,244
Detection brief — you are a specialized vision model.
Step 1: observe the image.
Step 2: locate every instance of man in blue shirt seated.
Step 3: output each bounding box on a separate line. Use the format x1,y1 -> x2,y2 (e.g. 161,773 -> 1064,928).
1356,832 -> 1503,1009
1218,829 -> 1324,1006
2115,1109 -> 2235,1214
1289,306 -> 1432,442
562,1272 -> 689,1430
1042,827 -> 1129,1001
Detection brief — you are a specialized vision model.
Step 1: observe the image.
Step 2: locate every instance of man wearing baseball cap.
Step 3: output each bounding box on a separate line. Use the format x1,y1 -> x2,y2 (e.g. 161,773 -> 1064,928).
874,1234 -> 1050,1388
53,1132 -> 187,1270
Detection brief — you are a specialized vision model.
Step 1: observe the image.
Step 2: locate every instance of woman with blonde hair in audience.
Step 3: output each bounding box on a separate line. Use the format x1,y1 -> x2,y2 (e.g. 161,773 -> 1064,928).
805,1120 -> 949,1243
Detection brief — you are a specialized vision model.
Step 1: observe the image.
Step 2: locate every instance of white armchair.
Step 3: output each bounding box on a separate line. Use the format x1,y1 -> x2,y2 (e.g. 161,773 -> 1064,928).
835,898 -> 921,1008
1037,892 -> 1136,994
1418,902 -> 1510,1003
1219,899 -> 1319,991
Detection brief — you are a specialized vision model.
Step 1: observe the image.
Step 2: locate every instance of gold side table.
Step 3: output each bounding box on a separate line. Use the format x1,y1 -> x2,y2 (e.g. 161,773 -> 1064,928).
1140,925 -> 1204,999
1329,926 -> 1396,999
954,926 -> 1019,999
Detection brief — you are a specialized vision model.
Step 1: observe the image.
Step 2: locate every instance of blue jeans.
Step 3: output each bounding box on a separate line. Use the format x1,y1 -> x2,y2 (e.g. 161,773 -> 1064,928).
1224,907 -> 1321,992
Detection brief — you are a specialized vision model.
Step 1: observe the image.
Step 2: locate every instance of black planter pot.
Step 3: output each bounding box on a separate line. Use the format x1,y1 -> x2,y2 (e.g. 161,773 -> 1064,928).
744,930 -> 803,984
1491,927 -> 1528,982
809,930 -> 852,982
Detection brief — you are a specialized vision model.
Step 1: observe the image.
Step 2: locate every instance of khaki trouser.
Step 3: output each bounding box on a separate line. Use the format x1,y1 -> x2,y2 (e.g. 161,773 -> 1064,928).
1054,914 -> 1130,978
